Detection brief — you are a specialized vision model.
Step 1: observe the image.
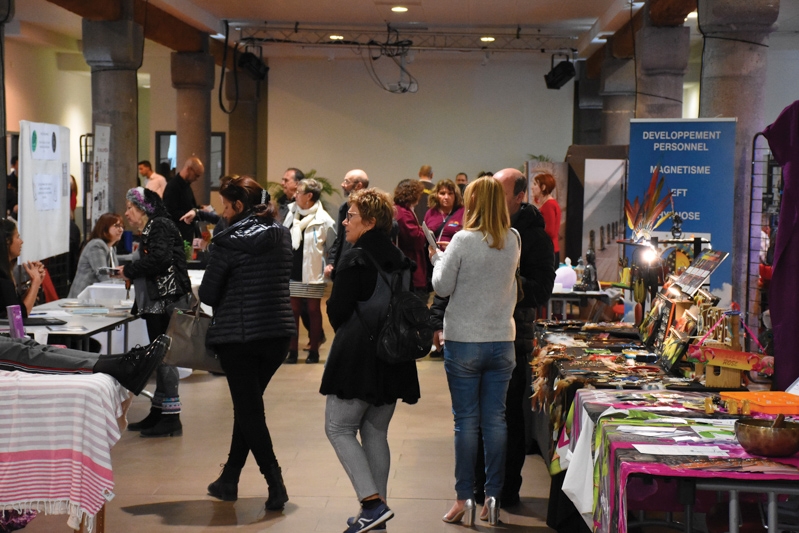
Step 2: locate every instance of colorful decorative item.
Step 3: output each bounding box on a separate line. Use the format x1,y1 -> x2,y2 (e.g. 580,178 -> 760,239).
624,165 -> 673,243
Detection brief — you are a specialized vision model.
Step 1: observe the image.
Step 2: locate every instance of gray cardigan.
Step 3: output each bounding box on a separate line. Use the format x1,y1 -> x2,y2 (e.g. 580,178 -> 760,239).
431,229 -> 519,343
68,238 -> 118,298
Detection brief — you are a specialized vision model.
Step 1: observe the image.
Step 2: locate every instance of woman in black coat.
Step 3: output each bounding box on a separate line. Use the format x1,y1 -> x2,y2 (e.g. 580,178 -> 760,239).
199,176 -> 296,512
121,187 -> 191,437
320,188 -> 420,533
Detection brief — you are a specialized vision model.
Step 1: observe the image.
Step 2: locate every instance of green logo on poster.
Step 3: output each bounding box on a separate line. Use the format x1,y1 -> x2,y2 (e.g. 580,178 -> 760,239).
31,131 -> 37,152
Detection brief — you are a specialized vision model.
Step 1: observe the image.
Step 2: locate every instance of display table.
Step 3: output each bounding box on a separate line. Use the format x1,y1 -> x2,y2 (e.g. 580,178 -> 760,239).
24,300 -> 139,353
546,289 -> 609,319
0,370 -> 129,532
562,389 -> 799,533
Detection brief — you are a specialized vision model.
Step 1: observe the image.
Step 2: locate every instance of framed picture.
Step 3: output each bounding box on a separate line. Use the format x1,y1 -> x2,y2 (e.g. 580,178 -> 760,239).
659,305 -> 699,374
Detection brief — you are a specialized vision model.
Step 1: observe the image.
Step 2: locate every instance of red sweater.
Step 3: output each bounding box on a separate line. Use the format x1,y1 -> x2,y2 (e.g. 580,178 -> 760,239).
394,205 -> 428,290
539,198 -> 561,253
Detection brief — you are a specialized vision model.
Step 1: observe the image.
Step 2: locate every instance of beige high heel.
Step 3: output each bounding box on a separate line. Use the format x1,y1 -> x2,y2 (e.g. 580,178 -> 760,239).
442,499 -> 475,526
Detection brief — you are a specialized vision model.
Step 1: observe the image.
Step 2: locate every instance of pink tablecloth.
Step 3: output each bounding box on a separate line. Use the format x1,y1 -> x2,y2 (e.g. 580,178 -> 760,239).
0,370 -> 128,531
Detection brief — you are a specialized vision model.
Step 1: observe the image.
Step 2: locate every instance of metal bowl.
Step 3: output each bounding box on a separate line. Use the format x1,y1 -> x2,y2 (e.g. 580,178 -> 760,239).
735,418 -> 799,457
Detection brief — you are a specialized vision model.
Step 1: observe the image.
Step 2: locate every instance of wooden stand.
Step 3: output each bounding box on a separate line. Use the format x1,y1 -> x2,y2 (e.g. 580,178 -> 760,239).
700,318 -> 744,389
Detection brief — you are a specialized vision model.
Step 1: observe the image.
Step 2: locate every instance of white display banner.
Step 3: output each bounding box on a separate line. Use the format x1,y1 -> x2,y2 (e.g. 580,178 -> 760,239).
32,173 -> 60,211
91,124 -> 111,229
28,122 -> 61,161
18,121 -> 70,262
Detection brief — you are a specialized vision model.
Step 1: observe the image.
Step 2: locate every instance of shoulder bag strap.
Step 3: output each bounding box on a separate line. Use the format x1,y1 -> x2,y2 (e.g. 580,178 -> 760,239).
435,211 -> 457,241
352,249 -> 395,341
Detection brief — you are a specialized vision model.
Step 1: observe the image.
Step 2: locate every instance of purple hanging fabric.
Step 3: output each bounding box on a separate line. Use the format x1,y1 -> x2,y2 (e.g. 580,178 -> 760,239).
762,100 -> 799,391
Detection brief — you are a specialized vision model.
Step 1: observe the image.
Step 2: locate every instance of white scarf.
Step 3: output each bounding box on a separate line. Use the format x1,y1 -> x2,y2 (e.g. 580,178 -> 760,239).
290,201 -> 320,250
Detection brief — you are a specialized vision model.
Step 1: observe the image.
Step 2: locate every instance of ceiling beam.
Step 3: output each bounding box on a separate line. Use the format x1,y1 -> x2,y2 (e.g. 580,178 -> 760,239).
649,0 -> 697,27
586,46 -> 604,80
46,0 -> 234,69
610,9 -> 644,59
133,0 -> 205,53
44,0 -> 122,21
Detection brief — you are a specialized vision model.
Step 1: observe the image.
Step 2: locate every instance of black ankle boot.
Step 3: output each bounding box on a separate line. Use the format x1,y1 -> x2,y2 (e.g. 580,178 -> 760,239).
92,335 -> 171,395
208,464 -> 240,501
305,350 -> 319,364
263,463 -> 288,511
128,407 -> 162,431
140,414 -> 182,438
284,350 -> 298,364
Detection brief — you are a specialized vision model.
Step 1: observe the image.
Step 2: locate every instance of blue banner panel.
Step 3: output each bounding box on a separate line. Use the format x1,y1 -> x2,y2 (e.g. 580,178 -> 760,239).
628,119 -> 737,291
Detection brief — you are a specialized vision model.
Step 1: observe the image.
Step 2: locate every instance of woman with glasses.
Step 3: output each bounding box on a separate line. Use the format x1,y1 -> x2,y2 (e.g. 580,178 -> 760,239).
68,213 -> 126,298
321,188 -> 420,533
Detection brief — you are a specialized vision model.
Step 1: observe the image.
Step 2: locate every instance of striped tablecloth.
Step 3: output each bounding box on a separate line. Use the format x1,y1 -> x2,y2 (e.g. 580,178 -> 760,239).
0,370 -> 128,532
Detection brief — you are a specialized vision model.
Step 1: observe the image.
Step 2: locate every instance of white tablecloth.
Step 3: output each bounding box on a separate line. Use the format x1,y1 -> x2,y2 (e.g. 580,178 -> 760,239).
0,371 -> 128,531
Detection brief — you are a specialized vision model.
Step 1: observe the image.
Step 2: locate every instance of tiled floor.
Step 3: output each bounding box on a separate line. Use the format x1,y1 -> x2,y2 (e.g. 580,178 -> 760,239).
23,343 -> 555,532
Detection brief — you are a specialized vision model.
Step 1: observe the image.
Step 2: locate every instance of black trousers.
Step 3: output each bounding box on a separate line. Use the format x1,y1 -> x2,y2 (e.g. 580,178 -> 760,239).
216,337 -> 291,475
474,345 -> 530,500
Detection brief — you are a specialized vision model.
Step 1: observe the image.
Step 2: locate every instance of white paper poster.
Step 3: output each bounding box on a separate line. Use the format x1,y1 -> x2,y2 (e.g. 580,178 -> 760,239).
91,124 -> 111,229
29,122 -> 61,161
32,174 -> 60,211
18,121 -> 70,262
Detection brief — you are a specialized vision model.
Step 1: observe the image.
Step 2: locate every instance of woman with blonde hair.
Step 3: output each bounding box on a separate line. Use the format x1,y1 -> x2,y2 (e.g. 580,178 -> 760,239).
430,177 -> 520,526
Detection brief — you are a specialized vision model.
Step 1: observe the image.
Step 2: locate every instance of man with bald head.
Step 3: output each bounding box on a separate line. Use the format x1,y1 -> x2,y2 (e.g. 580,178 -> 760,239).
163,156 -> 206,243
325,169 -> 369,278
430,168 -> 555,506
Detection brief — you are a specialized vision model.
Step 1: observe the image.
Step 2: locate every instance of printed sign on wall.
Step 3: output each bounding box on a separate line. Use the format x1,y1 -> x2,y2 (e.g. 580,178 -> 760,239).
628,119 -> 737,292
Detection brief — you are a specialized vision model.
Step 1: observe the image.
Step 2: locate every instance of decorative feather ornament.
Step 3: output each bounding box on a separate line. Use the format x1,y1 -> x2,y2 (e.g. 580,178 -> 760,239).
625,165 -> 673,243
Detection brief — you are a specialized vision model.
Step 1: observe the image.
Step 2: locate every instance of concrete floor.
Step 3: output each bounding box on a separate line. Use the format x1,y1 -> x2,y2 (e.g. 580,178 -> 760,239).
22,348 -> 555,532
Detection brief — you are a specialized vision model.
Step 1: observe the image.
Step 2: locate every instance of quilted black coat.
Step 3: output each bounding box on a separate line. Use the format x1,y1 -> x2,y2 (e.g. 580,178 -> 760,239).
199,215 -> 296,346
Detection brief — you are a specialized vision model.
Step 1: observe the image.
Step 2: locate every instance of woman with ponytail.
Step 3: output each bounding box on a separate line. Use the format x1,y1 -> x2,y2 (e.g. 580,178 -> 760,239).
198,176 -> 296,512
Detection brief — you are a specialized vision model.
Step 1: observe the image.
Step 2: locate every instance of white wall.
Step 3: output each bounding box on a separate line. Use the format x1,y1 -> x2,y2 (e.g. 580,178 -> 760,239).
266,52 -> 575,192
140,40 -> 229,176
5,40 -> 92,195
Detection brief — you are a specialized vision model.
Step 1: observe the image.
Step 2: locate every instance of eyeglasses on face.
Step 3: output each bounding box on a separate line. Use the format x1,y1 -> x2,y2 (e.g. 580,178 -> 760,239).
113,223 -> 124,228
346,211 -> 361,221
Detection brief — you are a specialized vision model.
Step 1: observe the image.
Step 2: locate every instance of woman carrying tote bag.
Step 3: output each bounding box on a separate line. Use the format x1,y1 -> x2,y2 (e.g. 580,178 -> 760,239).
199,176 -> 296,512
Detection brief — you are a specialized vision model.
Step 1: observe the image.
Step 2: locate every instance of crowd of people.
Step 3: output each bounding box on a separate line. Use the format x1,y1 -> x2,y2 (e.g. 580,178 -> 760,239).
0,159 -> 559,533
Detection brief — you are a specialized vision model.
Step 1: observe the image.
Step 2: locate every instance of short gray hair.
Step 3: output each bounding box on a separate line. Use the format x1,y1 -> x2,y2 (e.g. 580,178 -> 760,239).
298,178 -> 323,202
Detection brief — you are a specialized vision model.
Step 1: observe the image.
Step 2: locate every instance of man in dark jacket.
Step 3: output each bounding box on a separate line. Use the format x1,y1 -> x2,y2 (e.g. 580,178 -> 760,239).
325,169 -> 369,279
163,157 -> 204,243
430,167 -> 555,506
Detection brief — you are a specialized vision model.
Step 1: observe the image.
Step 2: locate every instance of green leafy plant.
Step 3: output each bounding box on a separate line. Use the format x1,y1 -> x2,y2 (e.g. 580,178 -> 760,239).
266,169 -> 339,204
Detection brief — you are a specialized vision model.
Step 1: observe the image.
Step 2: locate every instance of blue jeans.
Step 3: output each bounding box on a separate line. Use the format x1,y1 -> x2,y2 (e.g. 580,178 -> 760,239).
444,340 -> 515,501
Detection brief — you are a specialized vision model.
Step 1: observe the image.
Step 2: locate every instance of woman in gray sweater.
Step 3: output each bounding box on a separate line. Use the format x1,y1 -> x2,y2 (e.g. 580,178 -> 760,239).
431,177 -> 520,526
68,213 -> 124,298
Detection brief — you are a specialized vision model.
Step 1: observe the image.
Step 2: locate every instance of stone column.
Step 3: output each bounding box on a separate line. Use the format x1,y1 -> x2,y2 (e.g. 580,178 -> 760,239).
225,74 -> 259,178
634,21 -> 689,118
171,48 -> 214,203
600,54 -> 636,145
698,0 -> 779,306
82,0 -> 142,217
0,0 -> 13,215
